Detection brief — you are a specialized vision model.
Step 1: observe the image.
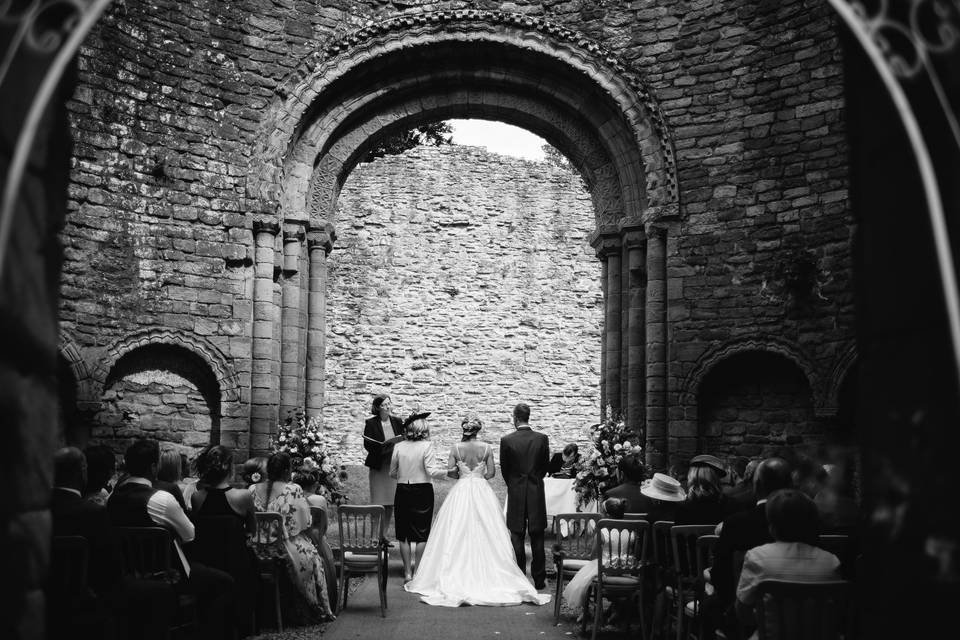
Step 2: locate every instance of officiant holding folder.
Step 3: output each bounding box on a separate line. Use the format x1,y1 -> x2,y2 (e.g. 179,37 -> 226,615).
364,394 -> 405,531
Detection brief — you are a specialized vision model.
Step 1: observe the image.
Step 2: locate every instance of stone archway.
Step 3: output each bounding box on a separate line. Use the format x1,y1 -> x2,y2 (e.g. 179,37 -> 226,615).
245,10 -> 678,454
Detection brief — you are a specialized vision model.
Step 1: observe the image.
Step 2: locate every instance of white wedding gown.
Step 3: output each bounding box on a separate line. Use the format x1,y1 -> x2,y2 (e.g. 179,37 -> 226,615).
404,443 -> 551,607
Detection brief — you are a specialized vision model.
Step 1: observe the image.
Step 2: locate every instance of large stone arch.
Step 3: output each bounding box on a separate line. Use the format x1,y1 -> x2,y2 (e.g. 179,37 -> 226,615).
248,9 -> 679,226
241,9 -> 680,447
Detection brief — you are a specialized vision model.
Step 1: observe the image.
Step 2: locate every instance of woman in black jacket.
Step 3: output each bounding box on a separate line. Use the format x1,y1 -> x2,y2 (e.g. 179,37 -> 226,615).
363,394 -> 405,531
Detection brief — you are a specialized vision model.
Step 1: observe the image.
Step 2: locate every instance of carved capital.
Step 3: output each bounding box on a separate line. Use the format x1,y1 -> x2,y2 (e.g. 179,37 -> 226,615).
307,222 -> 337,255
619,217 -> 646,250
283,222 -> 306,244
589,227 -> 622,259
252,219 -> 280,237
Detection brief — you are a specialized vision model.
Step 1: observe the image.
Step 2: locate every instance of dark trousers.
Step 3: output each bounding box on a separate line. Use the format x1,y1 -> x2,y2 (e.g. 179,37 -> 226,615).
510,523 -> 546,585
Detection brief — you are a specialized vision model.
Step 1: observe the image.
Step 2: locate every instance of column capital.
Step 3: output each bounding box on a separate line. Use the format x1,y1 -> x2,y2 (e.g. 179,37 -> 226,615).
619,217 -> 646,249
589,226 -> 622,259
307,222 -> 337,254
282,222 -> 306,244
253,219 -> 280,236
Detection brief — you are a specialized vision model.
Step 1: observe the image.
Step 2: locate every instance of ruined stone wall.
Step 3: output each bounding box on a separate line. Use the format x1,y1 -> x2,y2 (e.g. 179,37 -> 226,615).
327,146 -> 601,461
57,0 -> 853,462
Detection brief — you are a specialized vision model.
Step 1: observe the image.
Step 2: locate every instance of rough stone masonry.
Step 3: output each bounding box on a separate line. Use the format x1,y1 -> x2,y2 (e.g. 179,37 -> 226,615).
56,0 -> 855,465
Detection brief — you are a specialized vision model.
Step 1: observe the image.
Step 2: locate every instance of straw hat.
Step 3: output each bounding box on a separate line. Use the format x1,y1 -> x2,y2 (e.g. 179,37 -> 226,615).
640,473 -> 686,502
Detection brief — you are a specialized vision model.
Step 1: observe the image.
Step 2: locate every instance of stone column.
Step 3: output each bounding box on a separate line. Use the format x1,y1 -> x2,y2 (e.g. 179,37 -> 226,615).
592,231 -> 623,418
645,224 -> 668,468
621,222 -> 646,440
598,259 -> 608,418
279,223 -> 305,420
251,219 -> 280,453
306,224 -> 336,420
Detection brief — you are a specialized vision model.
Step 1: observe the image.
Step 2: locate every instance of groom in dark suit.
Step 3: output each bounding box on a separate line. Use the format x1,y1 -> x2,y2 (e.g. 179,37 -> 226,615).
500,402 -> 550,589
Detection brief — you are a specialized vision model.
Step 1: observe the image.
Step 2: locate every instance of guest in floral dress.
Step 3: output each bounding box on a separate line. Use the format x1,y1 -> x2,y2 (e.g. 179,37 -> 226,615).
252,453 -> 335,621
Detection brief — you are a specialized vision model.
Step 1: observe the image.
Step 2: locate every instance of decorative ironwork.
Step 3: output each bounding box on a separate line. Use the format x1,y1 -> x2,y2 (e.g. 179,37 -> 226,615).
0,0 -> 113,282
830,0 -> 960,380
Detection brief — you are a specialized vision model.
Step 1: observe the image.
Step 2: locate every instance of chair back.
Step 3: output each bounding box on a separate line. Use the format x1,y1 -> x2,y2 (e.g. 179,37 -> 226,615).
253,511 -> 286,545
671,524 -> 717,581
754,579 -> 852,640
337,505 -> 385,555
553,512 -> 600,561
310,506 -> 329,537
696,534 -> 719,578
49,535 -> 89,594
595,518 -> 649,578
652,520 -> 675,567
191,515 -> 246,572
817,534 -> 856,578
624,512 -> 648,521
115,526 -> 174,580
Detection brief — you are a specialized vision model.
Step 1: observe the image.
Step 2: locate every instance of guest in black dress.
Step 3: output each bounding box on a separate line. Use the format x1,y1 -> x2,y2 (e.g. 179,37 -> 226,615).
191,445 -> 258,638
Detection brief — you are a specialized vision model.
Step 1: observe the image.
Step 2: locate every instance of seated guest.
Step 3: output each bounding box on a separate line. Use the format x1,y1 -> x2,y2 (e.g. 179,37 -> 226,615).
191,445 -> 258,638
252,452 -> 335,621
724,458 -> 760,516
179,452 -> 200,508
793,454 -> 828,499
82,445 -> 116,507
241,455 -> 268,488
735,489 -> 841,639
293,466 -> 338,606
603,454 -> 656,515
548,443 -> 581,478
108,439 -> 235,640
51,447 -> 119,595
156,447 -> 187,509
814,459 -> 859,537
703,457 -> 793,639
639,472 -> 686,523
562,497 -> 633,622
675,457 -> 727,525
51,447 -> 174,640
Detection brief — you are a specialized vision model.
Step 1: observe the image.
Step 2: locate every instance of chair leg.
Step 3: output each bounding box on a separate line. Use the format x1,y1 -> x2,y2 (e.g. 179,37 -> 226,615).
554,573 -> 562,623
275,575 -> 283,633
338,569 -> 348,613
591,587 -> 603,640
581,586 -> 590,634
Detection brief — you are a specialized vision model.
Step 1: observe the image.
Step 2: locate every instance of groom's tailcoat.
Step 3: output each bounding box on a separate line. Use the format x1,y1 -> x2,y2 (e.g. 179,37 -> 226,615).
500,427 -> 550,532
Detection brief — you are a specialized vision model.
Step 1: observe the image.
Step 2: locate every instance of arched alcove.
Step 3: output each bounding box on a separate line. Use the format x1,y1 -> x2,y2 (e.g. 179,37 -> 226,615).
697,350 -> 821,459
93,343 -> 222,454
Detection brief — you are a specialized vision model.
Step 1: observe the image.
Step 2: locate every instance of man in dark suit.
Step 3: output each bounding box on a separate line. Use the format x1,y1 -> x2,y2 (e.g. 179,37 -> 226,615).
603,453 -> 657,515
548,443 -> 580,478
704,457 -> 793,638
500,402 -> 550,589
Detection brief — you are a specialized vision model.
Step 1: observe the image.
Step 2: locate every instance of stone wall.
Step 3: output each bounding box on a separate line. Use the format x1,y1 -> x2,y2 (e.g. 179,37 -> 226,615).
327,146 -> 602,461
698,351 -> 826,458
57,0 -> 853,464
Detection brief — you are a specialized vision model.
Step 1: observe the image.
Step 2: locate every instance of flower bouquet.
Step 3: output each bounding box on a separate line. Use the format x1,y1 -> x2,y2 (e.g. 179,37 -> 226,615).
572,412 -> 643,509
273,409 -> 349,505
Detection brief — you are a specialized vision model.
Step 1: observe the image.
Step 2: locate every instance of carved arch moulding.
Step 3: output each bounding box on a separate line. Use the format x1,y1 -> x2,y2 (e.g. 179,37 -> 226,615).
59,331 -> 96,409
89,328 -> 242,405
247,9 -> 679,229
681,336 -> 829,417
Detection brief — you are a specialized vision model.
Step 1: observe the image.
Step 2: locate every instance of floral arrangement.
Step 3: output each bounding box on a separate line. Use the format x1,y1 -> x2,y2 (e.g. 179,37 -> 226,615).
273,409 -> 349,505
572,412 -> 643,509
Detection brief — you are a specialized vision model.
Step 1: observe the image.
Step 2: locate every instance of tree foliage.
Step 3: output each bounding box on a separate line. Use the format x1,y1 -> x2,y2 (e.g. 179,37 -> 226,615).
364,121 -> 454,162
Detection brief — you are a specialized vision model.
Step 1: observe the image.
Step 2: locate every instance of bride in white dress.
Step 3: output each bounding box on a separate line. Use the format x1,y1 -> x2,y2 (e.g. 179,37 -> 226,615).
404,414 -> 551,607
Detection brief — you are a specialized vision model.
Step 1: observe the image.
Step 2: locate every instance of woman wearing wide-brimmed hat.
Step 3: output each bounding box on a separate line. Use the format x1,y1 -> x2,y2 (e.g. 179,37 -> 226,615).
640,471 -> 687,524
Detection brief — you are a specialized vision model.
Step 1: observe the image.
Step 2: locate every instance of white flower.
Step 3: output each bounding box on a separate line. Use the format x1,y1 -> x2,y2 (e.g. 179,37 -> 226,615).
613,443 -> 623,451
624,441 -> 632,449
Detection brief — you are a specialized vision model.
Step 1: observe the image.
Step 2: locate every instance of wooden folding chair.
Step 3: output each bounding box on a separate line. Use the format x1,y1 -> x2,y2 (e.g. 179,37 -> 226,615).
625,512 -> 649,521
337,504 -> 389,617
671,525 -> 718,640
552,512 -> 601,622
310,505 -> 339,607
581,518 -> 650,640
753,579 -> 853,640
252,511 -> 286,632
114,526 -> 197,639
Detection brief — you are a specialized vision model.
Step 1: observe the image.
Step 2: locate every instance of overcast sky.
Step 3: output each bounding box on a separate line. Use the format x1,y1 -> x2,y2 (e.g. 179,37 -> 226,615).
447,119 -> 548,161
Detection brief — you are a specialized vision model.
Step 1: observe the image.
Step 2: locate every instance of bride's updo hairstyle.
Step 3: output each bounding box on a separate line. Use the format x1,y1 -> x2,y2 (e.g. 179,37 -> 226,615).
461,414 -> 482,441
